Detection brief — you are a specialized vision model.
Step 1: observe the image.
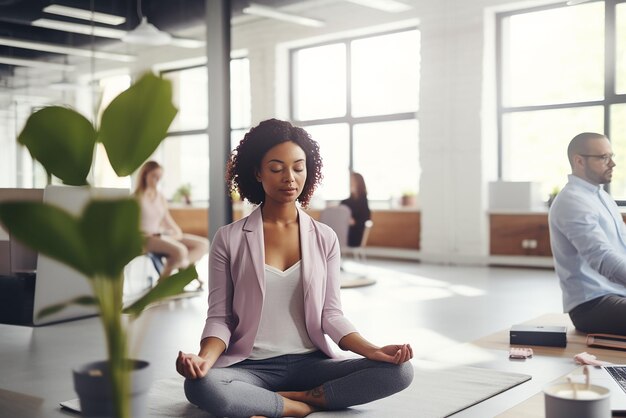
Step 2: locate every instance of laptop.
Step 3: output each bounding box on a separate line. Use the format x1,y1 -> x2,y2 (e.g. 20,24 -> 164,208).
586,365 -> 626,413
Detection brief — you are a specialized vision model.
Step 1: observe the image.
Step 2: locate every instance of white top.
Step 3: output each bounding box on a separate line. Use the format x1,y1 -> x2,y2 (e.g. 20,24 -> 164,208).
139,191 -> 167,235
248,261 -> 316,360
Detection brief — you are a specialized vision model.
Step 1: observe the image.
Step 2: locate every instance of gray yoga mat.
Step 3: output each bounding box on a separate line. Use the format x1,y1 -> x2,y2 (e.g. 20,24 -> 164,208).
146,362 -> 531,417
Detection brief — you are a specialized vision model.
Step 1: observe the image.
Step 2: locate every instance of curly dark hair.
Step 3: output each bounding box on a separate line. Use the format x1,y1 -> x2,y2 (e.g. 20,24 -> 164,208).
226,118 -> 323,207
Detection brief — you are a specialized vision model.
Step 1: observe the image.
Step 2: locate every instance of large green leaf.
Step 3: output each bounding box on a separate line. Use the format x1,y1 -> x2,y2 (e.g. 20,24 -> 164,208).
0,202 -> 92,276
123,265 -> 198,317
99,72 -> 178,177
80,199 -> 144,278
37,295 -> 97,319
18,107 -> 96,186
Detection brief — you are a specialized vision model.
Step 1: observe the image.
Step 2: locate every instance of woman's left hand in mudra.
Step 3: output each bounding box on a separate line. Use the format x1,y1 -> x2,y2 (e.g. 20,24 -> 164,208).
370,344 -> 413,364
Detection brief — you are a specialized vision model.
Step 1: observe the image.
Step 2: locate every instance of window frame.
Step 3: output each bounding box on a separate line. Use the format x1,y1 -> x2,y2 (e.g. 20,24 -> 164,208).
288,27 -> 420,202
496,0 -> 626,203
161,63 -> 211,139
157,57 -> 251,204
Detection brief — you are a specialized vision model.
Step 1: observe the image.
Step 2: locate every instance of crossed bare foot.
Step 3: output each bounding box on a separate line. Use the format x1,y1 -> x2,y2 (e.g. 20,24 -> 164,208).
249,387 -> 326,418
248,398 -> 316,417
249,398 -> 315,418
277,386 -> 326,417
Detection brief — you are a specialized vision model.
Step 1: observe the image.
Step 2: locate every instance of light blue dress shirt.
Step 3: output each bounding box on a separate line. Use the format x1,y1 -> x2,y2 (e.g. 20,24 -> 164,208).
549,174 -> 626,312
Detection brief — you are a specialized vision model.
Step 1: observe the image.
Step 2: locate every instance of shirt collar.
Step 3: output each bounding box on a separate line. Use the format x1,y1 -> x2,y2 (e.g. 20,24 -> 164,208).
569,174 -> 603,193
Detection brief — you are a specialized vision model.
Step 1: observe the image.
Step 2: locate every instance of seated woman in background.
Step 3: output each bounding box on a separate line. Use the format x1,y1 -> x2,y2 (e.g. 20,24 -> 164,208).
341,172 -> 371,247
134,160 -> 209,282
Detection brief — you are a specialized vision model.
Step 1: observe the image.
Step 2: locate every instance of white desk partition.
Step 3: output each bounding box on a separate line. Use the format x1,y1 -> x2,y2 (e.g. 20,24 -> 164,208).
33,185 -> 130,325
0,188 -> 44,276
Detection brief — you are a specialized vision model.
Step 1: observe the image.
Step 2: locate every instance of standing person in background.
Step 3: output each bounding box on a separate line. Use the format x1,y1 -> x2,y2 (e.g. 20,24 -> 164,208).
341,172 -> 371,247
134,160 -> 209,282
177,119 -> 413,418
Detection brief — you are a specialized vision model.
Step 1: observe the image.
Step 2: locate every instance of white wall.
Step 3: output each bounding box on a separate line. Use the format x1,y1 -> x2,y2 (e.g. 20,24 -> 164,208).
231,0 -> 560,265
419,0 -> 495,264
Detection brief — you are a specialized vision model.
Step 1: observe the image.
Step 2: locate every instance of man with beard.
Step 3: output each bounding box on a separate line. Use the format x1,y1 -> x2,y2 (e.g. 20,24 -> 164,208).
549,132 -> 626,335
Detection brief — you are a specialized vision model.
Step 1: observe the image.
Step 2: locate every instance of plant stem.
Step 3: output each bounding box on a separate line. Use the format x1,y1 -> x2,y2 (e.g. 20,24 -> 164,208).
95,274 -> 130,418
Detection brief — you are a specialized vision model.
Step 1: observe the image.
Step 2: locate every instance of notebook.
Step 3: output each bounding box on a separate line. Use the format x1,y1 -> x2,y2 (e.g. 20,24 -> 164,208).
587,333 -> 626,351
59,398 -> 81,413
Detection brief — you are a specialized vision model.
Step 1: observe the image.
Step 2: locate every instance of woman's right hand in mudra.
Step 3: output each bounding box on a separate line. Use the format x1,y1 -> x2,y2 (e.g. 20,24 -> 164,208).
176,351 -> 210,379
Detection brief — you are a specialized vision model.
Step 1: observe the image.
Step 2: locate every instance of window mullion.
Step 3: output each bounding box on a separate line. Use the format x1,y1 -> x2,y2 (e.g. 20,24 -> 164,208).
605,0 -> 616,137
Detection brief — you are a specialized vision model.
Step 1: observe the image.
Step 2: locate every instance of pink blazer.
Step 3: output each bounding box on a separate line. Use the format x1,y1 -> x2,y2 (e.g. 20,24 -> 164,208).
201,206 -> 357,367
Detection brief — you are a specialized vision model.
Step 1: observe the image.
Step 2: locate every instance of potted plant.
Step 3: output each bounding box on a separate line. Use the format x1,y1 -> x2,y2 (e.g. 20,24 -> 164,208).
173,183 -> 192,205
0,72 -> 198,418
547,186 -> 560,208
400,190 -> 418,207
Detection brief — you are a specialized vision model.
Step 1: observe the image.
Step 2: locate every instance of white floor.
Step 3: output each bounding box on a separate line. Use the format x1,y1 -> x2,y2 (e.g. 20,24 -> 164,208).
339,259 -> 562,357
0,257 -> 564,417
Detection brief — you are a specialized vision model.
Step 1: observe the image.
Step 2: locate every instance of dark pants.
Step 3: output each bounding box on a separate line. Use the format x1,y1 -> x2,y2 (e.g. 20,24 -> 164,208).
570,294 -> 626,335
184,350 -> 414,418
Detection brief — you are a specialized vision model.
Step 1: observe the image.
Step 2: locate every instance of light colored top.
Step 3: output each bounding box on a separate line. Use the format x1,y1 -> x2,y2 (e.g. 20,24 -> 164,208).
548,174 -> 626,312
202,206 -> 357,368
248,261 -> 316,360
139,191 -> 167,235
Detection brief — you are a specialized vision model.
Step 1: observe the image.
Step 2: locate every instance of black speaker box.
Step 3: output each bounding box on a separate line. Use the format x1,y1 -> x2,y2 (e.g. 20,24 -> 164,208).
509,324 -> 567,347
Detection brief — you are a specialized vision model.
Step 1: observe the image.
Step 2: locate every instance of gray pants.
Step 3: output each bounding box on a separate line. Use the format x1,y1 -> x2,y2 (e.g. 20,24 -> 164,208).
184,350 -> 414,418
570,294 -> 626,335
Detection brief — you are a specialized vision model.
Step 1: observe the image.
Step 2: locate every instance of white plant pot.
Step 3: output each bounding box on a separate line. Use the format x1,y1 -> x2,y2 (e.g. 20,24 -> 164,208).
72,359 -> 152,418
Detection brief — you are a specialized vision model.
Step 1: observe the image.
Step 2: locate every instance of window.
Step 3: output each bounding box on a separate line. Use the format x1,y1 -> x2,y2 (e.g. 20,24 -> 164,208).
353,120 -> 419,201
157,58 -> 251,205
94,74 -> 132,189
498,1 -> 626,201
293,44 -> 346,121
230,57 -> 252,150
21,146 -> 48,188
150,134 -> 209,203
168,66 -> 209,132
290,29 -> 420,204
617,3 -> 626,94
231,58 -> 252,132
351,31 -> 419,118
304,123 -> 350,199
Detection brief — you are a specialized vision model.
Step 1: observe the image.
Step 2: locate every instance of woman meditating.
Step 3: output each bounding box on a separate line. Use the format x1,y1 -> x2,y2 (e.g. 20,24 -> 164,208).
176,118 -> 413,417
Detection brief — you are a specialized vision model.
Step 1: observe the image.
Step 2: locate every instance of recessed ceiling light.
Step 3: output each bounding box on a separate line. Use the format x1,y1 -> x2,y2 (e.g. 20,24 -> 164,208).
169,37 -> 205,48
42,5 -> 126,26
0,36 -> 135,62
32,18 -> 127,38
344,0 -> 412,12
243,3 -> 325,27
0,56 -> 75,71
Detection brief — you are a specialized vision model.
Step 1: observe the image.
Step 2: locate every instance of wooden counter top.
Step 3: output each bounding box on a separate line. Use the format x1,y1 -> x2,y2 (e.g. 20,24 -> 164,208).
169,206 -> 421,250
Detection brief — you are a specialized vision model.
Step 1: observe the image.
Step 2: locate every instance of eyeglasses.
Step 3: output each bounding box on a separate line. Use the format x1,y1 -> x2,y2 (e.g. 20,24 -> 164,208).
579,153 -> 616,164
